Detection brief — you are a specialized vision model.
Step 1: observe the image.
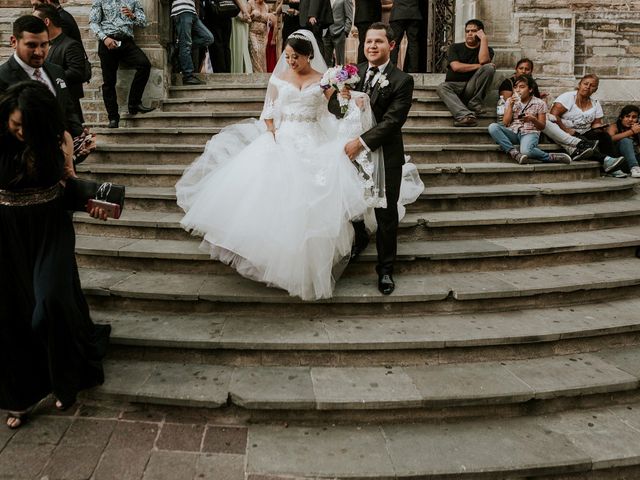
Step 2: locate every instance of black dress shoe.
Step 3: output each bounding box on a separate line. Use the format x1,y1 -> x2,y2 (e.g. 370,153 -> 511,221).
108,119 -> 119,128
378,274 -> 395,295
350,238 -> 369,261
128,104 -> 155,115
183,75 -> 204,85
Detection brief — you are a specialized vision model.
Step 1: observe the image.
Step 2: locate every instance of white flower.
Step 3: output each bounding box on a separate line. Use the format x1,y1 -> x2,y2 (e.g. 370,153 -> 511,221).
378,73 -> 389,89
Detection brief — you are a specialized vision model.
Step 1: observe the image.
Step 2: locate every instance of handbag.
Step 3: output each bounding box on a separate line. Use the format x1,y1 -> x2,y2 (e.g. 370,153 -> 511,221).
211,0 -> 240,17
64,178 -> 125,218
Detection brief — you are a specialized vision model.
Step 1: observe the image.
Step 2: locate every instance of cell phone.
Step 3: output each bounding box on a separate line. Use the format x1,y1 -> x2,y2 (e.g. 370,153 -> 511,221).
87,199 -> 121,219
591,123 -> 610,131
518,113 -> 525,119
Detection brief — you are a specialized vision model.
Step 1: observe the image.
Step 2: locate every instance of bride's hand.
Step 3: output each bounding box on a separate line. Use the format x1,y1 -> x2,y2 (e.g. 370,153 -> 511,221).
355,97 -> 365,110
339,86 -> 351,101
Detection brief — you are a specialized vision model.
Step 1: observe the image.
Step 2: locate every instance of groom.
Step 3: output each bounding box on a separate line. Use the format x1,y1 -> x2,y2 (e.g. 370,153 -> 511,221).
330,22 -> 414,295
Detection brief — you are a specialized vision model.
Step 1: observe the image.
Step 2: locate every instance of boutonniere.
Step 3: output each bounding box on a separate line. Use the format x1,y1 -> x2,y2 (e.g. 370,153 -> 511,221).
56,78 -> 67,88
378,73 -> 389,89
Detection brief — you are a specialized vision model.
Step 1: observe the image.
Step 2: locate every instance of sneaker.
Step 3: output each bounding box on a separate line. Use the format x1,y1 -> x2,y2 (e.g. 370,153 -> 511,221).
453,115 -> 478,127
183,75 -> 204,85
548,153 -> 572,164
631,166 -> 640,178
603,155 -> 626,173
571,140 -> 599,161
608,169 -> 628,178
508,149 -> 530,164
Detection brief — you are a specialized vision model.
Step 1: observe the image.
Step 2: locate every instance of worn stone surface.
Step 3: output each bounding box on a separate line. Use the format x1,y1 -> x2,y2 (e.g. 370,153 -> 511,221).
230,367 -> 315,409
142,451 -> 198,480
503,354 -> 638,399
311,367 -> 422,409
246,425 -> 396,478
203,426 -> 248,454
196,453 -> 245,480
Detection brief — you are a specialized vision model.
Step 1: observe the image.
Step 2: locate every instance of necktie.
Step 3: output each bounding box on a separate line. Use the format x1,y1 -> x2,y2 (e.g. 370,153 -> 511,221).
33,68 -> 55,95
362,66 -> 379,95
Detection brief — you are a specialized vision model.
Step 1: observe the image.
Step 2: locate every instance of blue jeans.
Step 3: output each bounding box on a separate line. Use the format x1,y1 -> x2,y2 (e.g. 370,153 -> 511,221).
615,137 -> 640,171
173,12 -> 214,77
488,123 -> 550,161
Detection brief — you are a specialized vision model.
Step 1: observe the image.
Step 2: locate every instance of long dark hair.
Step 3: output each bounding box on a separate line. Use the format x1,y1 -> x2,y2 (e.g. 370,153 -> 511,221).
616,104 -> 640,144
0,81 -> 65,184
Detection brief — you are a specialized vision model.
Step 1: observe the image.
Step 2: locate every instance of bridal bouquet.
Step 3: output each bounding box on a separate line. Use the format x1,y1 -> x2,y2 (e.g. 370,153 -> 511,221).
320,64 -> 360,114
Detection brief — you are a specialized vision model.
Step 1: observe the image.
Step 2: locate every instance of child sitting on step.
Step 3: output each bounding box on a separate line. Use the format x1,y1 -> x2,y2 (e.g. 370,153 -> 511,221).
488,75 -> 572,165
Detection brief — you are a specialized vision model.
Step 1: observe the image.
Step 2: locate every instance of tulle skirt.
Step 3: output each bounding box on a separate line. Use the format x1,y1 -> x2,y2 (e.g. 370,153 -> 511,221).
177,119 -> 370,300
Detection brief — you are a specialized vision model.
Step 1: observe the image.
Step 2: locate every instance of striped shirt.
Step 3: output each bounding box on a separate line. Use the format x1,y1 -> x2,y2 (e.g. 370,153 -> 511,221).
171,0 -> 197,16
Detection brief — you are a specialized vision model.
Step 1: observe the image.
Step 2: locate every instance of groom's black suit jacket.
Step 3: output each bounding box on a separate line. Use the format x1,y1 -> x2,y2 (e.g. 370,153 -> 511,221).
330,61 -> 414,169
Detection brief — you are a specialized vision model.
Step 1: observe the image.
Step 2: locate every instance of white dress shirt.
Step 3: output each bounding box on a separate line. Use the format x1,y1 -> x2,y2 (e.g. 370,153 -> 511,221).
13,53 -> 56,96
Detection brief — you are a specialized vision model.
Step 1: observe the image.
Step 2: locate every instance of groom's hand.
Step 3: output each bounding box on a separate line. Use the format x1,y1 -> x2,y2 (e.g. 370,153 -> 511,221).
345,138 -> 364,161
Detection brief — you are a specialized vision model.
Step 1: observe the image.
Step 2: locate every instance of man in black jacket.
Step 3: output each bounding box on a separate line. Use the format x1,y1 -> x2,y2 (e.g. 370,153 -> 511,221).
30,0 -> 83,43
330,23 -> 414,295
354,0 -> 381,63
389,0 -> 422,72
298,0 -> 333,58
0,15 -> 83,137
33,3 -> 86,122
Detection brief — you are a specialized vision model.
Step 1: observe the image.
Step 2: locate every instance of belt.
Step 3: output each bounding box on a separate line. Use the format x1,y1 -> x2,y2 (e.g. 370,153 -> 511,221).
0,184 -> 62,207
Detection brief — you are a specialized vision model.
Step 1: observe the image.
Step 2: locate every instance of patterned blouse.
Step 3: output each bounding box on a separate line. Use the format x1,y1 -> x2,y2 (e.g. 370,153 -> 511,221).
508,95 -> 547,135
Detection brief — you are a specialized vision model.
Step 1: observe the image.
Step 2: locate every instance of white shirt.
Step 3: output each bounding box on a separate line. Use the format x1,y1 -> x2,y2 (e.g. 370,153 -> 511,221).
553,91 -> 603,134
13,53 -> 56,96
359,60 -> 391,152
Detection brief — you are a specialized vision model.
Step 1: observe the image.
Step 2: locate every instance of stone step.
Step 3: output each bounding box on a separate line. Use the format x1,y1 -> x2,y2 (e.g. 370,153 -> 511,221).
89,347 -> 640,415
72,198 -> 640,241
95,297 -> 640,361
92,125 -> 510,146
74,225 -> 640,274
160,95 -> 445,113
111,178 -> 638,213
88,142 -> 564,165
168,83 -> 441,100
77,161 -> 600,189
242,400 -> 640,479
79,257 -> 640,315
103,110 -> 496,128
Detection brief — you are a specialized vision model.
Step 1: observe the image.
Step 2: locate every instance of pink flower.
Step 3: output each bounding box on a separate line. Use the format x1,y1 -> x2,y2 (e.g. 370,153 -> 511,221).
345,64 -> 358,76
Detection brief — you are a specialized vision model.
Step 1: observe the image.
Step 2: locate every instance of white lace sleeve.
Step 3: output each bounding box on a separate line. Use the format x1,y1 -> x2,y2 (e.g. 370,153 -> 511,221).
260,76 -> 280,125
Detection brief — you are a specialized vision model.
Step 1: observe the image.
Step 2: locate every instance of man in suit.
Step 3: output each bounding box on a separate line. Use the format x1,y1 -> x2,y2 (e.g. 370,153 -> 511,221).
330,22 -> 414,295
389,0 -> 422,72
33,3 -> 86,122
30,0 -> 83,43
322,0 -> 353,67
354,0 -> 381,63
298,0 -> 333,58
0,15 -> 83,138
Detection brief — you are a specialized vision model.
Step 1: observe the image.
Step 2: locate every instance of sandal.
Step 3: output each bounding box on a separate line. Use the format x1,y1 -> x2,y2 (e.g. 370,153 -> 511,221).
6,410 -> 29,429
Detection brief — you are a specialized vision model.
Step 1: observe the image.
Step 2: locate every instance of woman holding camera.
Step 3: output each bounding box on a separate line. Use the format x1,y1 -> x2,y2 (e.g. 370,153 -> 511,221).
0,82 -> 110,429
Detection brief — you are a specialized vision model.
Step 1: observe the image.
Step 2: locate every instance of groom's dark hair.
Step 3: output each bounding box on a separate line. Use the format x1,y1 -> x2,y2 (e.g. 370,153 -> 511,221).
366,22 -> 395,43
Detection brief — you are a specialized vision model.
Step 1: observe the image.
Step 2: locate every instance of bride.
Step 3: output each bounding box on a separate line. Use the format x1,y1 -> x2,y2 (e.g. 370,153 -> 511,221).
176,29 -> 422,300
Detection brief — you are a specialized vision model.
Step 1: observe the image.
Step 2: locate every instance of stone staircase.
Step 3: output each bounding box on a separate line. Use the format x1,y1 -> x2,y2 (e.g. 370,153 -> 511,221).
77,73 -> 640,479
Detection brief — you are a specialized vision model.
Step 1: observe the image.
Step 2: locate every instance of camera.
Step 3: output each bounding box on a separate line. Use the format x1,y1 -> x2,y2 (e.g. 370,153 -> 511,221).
518,113 -> 525,119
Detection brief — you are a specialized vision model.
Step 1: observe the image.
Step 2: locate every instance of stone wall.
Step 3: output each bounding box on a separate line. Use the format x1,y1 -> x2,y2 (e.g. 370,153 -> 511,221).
512,0 -> 640,79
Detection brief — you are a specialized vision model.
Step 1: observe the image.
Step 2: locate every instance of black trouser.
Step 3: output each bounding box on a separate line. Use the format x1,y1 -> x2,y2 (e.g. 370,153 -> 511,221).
353,165 -> 402,276
281,13 -> 299,45
207,14 -> 232,72
300,23 -> 325,59
390,19 -> 422,72
356,22 -> 373,64
578,130 -> 616,163
97,37 -> 151,120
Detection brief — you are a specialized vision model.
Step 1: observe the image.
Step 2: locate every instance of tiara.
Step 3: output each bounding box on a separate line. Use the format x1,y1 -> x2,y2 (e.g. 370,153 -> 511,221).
288,32 -> 312,42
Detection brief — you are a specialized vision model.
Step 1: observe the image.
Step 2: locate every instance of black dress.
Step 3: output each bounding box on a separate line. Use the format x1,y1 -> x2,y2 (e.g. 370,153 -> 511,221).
0,135 -> 110,411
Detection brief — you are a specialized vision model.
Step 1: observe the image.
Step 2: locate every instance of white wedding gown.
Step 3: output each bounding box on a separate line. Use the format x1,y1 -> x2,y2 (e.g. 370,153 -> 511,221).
176,76 -> 423,300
